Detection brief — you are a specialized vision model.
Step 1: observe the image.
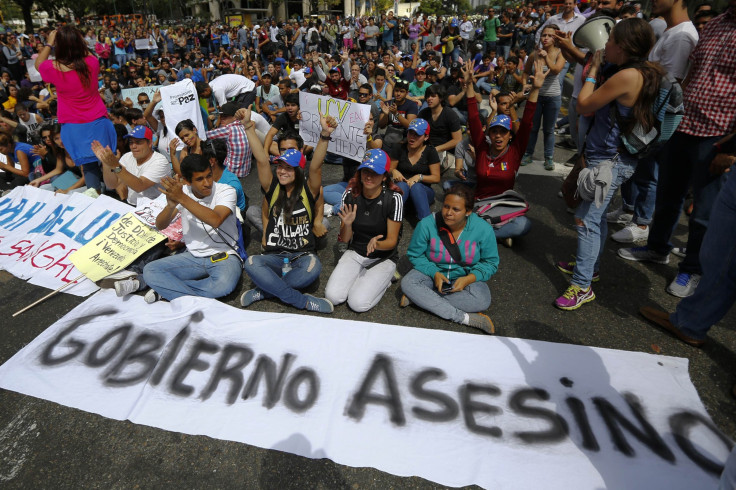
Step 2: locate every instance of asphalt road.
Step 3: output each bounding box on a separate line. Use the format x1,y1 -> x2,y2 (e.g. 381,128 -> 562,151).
1,126 -> 735,488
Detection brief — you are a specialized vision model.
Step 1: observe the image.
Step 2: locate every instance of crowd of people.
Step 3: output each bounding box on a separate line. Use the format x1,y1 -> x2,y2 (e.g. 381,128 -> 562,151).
0,0 -> 734,351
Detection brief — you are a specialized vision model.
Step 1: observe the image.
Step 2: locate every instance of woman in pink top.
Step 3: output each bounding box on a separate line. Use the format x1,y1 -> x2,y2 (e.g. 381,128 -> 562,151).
35,26 -> 117,192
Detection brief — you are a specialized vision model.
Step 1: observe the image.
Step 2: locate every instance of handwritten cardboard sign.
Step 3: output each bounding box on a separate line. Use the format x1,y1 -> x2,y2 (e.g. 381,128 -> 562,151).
70,213 -> 165,282
299,92 -> 371,160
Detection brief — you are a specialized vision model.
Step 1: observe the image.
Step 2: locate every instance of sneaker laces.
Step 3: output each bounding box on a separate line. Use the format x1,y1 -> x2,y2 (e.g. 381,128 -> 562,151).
674,272 -> 691,287
563,285 -> 584,299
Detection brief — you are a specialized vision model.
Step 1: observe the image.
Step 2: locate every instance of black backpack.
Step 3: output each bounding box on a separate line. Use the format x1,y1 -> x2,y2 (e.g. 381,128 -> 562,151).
310,30 -> 320,44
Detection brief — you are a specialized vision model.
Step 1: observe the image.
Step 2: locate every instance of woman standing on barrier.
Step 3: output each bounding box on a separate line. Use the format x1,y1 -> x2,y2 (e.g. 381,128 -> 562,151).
36,26 -> 117,193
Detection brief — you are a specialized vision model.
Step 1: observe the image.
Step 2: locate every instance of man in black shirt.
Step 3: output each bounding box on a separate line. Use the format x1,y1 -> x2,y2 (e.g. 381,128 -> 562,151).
264,93 -> 308,157
379,79 -> 419,156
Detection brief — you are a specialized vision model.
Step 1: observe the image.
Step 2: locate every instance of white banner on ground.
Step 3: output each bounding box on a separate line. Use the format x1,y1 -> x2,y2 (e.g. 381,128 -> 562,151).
159,80 -> 206,152
0,187 -> 132,295
299,92 -> 371,160
121,85 -> 162,110
0,291 -> 730,489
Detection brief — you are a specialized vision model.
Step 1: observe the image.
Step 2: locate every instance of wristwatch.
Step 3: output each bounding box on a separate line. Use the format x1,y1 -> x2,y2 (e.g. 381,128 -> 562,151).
112,165 -> 123,174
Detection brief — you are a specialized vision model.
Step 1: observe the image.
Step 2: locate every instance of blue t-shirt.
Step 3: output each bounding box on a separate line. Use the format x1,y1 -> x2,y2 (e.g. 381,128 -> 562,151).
217,168 -> 247,212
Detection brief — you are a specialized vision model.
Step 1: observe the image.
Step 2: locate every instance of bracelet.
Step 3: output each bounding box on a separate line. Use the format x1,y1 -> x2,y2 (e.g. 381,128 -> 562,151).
320,133 -> 332,141
366,136 -> 373,142
419,174 -> 423,182
585,77 -> 597,84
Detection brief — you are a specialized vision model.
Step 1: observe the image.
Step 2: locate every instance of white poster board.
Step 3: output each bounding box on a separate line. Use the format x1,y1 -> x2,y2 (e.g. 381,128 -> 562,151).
299,92 -> 371,160
159,79 -> 206,151
121,85 -> 162,110
0,291 -> 730,489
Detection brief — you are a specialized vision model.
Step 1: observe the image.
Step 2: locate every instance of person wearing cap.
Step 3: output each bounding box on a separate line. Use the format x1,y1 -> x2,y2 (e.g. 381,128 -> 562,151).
322,66 -> 350,100
264,93 -> 308,158
205,101 -> 251,178
237,108 -> 337,314
324,148 -> 404,312
462,58 -> 545,246
288,58 -> 308,89
440,19 -> 462,66
93,125 -> 170,206
255,72 -> 281,122
389,118 -> 441,220
447,61 -> 487,125
401,183 -> 498,334
408,67 -> 430,107
379,78 -> 418,156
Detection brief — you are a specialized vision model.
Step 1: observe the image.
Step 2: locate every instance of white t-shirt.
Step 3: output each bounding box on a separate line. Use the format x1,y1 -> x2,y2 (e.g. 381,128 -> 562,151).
119,150 -> 171,206
209,74 -> 256,106
178,182 -> 238,257
648,21 -> 699,81
289,68 -> 307,88
460,21 -> 474,40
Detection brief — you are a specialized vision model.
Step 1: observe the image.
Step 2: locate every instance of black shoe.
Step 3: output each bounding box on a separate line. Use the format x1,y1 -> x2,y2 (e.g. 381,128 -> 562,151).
564,153 -> 580,167
555,139 -> 577,150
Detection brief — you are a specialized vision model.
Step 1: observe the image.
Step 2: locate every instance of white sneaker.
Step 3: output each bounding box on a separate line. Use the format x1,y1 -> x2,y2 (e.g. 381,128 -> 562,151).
98,269 -> 137,289
666,272 -> 701,298
672,246 -> 687,258
323,203 -> 334,217
114,278 -> 140,297
144,289 -> 161,304
611,223 -> 649,243
606,207 -> 633,225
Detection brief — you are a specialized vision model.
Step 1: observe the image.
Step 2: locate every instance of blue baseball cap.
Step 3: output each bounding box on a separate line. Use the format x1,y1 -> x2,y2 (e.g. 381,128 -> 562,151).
275,149 -> 306,169
408,118 -> 430,136
450,19 -> 459,27
488,114 -> 512,131
124,125 -> 153,141
357,149 -> 391,175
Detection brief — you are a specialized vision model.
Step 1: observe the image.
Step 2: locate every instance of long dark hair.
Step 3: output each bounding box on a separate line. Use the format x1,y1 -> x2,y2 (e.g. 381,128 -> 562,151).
346,168 -> 403,198
611,18 -> 664,135
54,26 -> 92,87
272,167 -> 306,223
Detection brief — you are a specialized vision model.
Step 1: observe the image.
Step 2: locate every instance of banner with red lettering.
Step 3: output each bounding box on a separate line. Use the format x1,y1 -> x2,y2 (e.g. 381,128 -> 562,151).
0,187 -> 132,295
0,291 -> 730,488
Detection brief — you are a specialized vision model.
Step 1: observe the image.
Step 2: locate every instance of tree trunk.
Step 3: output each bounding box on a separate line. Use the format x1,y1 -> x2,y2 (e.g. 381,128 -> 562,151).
20,2 -> 34,33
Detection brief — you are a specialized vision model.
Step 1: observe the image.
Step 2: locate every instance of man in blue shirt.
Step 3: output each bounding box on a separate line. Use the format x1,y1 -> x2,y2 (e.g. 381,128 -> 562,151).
383,12 -> 398,50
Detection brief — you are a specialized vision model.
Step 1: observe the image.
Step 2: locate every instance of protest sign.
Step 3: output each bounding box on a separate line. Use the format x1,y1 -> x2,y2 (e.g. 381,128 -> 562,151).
121,85 -> 162,110
0,187 -> 132,295
0,291 -> 730,489
134,196 -> 183,241
160,80 -> 206,151
70,213 -> 166,282
299,92 -> 371,160
135,38 -> 154,50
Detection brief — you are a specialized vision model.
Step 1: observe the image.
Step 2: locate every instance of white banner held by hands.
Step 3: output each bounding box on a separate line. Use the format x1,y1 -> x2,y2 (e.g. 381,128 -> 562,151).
299,92 -> 371,160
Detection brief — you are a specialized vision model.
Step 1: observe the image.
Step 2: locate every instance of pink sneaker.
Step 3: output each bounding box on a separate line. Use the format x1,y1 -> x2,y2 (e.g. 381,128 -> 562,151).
555,284 -> 596,310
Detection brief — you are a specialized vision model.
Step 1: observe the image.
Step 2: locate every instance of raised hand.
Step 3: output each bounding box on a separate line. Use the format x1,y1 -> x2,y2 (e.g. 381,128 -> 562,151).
338,203 -> 357,226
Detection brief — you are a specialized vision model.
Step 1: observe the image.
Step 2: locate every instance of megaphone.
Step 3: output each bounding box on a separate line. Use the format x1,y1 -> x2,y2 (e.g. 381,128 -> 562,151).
573,16 -> 615,52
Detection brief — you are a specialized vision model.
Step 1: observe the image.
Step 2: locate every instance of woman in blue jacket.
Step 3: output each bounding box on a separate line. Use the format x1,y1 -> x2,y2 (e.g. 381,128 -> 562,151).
400,184 -> 499,333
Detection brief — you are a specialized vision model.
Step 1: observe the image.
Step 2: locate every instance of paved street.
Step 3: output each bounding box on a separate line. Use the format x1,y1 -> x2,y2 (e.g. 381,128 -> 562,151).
1,128 -> 734,488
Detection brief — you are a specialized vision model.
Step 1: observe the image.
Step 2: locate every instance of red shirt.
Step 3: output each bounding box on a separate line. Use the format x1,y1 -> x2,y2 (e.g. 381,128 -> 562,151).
468,97 -> 536,200
326,78 -> 350,100
38,56 -> 108,124
678,8 -> 736,137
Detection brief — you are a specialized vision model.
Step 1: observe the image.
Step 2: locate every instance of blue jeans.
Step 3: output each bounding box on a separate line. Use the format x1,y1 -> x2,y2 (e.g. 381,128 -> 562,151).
397,181 -> 434,219
324,181 -> 347,209
497,44 -> 510,59
524,95 -> 561,159
452,107 -> 488,125
572,158 -> 637,288
243,252 -> 322,309
142,251 -> 242,301
493,216 -> 531,239
293,43 -> 304,59
477,77 -> 494,94
115,54 -> 126,67
648,133 -> 724,274
620,155 -> 658,225
401,269 -> 491,323
485,40 -> 497,54
670,165 -> 736,340
80,162 -> 102,192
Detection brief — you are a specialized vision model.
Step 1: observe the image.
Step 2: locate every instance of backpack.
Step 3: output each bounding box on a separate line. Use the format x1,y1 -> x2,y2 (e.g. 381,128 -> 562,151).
344,189 -> 403,263
268,184 -> 314,222
310,29 -> 320,45
611,72 -> 684,160
473,190 -> 530,228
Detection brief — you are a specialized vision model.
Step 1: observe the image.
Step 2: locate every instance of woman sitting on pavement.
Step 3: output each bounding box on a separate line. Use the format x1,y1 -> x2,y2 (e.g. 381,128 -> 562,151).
462,58 -> 546,246
239,108 -> 337,314
324,149 -> 404,312
400,184 -> 499,333
169,119 -> 205,176
389,118 -> 441,220
0,133 -> 42,189
554,18 -> 664,310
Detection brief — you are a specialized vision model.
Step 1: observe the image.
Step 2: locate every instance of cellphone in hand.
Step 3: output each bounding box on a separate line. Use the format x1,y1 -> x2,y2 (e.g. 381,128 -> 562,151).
440,280 -> 455,294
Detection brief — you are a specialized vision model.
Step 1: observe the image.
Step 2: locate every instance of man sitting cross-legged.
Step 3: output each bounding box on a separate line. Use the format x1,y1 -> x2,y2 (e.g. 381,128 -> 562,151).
139,154 -> 243,303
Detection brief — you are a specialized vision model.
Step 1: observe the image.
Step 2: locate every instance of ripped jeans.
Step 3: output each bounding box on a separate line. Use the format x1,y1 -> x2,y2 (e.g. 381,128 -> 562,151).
572,157 -> 636,288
